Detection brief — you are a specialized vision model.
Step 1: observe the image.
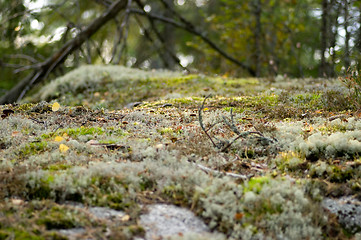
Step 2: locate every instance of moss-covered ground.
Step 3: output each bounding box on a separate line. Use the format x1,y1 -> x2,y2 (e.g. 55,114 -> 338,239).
1,65 -> 361,239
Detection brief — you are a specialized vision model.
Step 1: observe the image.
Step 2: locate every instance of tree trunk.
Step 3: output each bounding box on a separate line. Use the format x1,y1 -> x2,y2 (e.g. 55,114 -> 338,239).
253,0 -> 262,77
357,4 -> 361,69
328,0 -> 340,77
344,0 -> 350,70
320,0 -> 329,77
160,0 -> 176,69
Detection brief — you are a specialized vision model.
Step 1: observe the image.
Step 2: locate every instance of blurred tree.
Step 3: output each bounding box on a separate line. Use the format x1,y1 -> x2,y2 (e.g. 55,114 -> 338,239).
1,0 -> 361,103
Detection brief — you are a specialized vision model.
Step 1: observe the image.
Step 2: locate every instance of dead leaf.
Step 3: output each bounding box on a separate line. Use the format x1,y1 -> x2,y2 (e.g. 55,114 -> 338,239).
52,102 -> 60,112
54,136 -> 65,142
121,214 -> 130,221
59,144 -> 69,153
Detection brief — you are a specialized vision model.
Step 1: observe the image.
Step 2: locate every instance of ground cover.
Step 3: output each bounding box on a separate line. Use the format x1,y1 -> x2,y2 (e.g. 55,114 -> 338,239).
1,65 -> 360,239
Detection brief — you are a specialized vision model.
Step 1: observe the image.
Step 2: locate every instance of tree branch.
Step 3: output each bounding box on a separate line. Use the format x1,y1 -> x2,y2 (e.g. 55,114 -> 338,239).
129,8 -> 256,76
134,0 -> 188,71
0,0 -> 127,104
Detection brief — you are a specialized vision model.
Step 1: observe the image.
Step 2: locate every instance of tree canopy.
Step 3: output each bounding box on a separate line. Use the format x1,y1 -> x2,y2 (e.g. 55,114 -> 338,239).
1,0 -> 361,103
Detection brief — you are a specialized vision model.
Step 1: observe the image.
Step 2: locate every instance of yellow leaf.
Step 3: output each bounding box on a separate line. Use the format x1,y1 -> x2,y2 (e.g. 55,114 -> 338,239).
121,214 -> 130,221
59,144 -> 69,153
203,108 -> 209,111
14,26 -> 21,31
62,132 -> 68,138
54,136 -> 65,142
52,102 -> 60,112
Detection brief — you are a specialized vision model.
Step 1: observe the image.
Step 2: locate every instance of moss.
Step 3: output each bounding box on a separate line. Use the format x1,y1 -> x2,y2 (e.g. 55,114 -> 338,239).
157,127 -> 174,135
20,141 -> 48,157
318,123 -> 348,134
163,184 -> 189,206
275,151 -> 308,173
63,126 -> 105,137
0,228 -> 44,240
139,176 -> 155,191
44,164 -> 72,171
244,176 -> 271,194
106,193 -> 133,211
329,165 -> 353,183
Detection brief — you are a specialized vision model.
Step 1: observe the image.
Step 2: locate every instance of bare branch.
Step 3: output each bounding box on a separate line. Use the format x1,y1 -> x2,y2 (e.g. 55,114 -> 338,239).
194,162 -> 251,181
198,95 -> 218,148
111,0 -> 132,63
0,0 -> 128,104
222,109 -> 241,135
129,8 -> 256,76
4,54 -> 38,64
198,97 -> 276,152
134,0 -> 189,71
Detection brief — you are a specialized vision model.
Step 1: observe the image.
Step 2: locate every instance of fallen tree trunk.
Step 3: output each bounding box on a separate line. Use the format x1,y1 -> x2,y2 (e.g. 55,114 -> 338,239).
0,0 -> 127,105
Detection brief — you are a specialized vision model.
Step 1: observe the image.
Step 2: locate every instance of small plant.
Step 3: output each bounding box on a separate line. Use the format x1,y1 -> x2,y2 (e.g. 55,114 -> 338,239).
340,67 -> 361,108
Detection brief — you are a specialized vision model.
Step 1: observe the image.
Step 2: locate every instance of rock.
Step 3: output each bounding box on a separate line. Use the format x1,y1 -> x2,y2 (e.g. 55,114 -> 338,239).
138,204 -> 224,240
322,196 -> 361,234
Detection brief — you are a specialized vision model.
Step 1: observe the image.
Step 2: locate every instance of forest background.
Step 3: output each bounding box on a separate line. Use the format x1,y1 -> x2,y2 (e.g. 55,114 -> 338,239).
1,0 -> 361,99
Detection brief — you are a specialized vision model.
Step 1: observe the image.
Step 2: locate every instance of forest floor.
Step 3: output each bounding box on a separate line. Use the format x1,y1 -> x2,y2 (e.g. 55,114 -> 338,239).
0,65 -> 361,239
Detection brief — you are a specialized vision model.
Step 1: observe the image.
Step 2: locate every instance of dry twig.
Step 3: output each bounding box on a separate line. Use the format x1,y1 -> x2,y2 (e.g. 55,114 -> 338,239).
198,95 -> 276,153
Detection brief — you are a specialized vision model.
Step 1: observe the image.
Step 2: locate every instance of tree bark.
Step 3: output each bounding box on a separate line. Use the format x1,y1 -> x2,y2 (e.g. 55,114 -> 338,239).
0,0 -> 127,104
328,0 -> 340,77
320,0 -> 329,77
344,0 -> 351,70
252,0 -> 262,77
357,4 -> 361,69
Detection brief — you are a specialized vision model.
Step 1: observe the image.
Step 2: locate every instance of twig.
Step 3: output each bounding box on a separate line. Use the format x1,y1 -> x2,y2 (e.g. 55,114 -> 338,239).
198,96 -> 276,152
222,109 -> 241,135
4,54 -> 38,63
198,95 -> 217,148
111,0 -> 132,64
194,163 -> 251,180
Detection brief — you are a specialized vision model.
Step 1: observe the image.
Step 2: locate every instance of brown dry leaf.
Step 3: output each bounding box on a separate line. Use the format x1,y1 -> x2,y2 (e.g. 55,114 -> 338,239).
234,212 -> 244,220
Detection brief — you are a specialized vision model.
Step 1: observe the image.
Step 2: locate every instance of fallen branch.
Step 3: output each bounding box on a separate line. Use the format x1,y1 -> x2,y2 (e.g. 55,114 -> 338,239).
194,162 -> 251,181
198,96 -> 276,152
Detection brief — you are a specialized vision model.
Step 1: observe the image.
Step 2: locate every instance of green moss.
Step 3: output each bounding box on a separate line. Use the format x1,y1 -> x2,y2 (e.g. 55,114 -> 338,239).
244,176 -> 271,194
127,225 -> 145,236
291,93 -> 321,106
275,152 -> 308,173
106,193 -> 132,210
64,126 -> 105,137
157,127 -> 174,135
329,165 -> 353,183
20,141 -> 48,157
139,176 -> 155,191
44,164 -> 72,171
158,74 -> 199,86
162,185 -> 189,205
318,123 -> 348,134
0,228 -> 44,240
14,103 -> 36,111
37,206 -> 80,230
